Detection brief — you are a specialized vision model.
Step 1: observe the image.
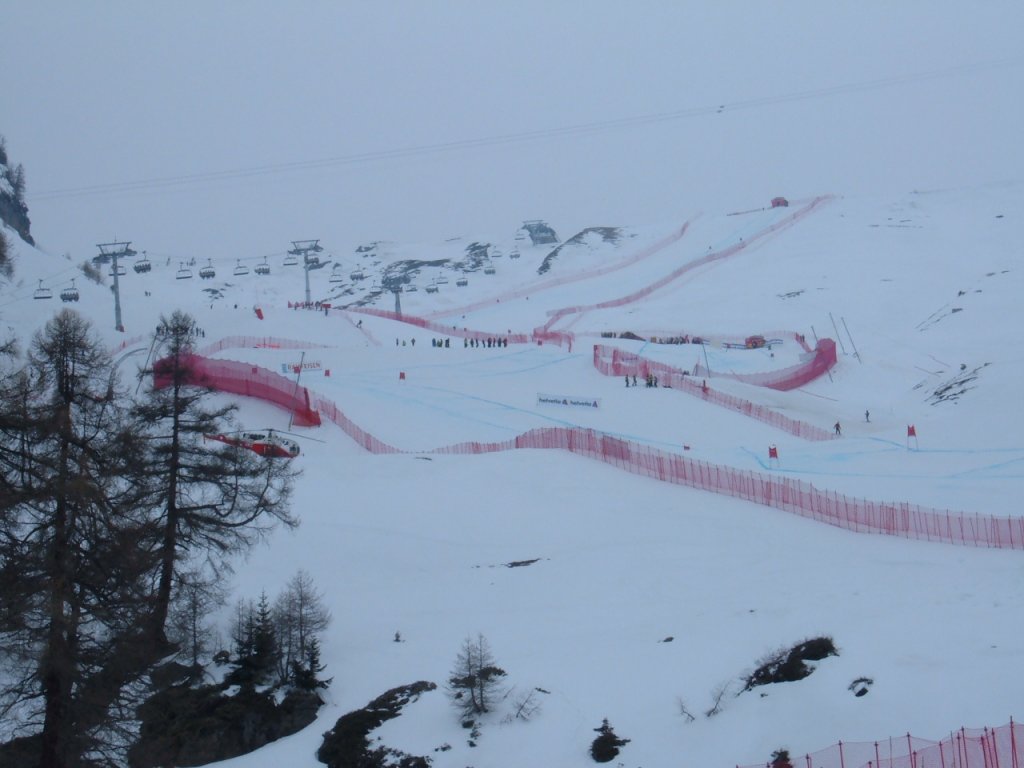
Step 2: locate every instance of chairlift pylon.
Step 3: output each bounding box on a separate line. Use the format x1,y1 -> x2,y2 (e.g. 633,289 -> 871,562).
33,279 -> 53,300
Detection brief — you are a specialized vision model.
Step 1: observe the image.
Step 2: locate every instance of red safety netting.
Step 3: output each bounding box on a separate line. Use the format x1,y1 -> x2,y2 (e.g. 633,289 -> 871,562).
152,353 -> 321,427
421,220 -> 694,322
179,353 -> 1022,550
536,195 -> 834,348
737,721 -> 1023,768
689,338 -> 836,391
195,335 -> 330,357
308,379 -> 1022,548
348,308 -> 530,345
593,344 -> 836,441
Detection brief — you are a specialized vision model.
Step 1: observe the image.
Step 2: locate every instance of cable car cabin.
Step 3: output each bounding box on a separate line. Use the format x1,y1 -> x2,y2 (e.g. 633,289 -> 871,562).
60,280 -> 80,302
176,264 -> 193,280
255,260 -> 271,276
456,277 -> 469,287
33,280 -> 53,300
199,261 -> 216,279
283,254 -> 299,267
425,284 -> 439,294
133,257 -> 152,273
233,260 -> 249,276
109,264 -> 127,277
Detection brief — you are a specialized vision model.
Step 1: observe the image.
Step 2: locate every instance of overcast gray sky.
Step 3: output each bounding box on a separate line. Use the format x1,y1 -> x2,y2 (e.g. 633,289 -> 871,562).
4,1 -> 1023,262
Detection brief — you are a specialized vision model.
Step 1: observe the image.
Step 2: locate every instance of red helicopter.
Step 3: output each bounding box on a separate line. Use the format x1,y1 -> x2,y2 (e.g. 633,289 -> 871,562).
204,429 -> 302,458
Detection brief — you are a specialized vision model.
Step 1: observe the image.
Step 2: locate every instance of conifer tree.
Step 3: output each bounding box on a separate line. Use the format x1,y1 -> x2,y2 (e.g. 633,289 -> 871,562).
0,309 -> 150,767
133,310 -> 297,644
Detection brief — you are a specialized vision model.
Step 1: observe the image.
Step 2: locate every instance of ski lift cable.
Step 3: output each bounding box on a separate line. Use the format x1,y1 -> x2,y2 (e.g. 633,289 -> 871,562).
30,57 -> 1024,202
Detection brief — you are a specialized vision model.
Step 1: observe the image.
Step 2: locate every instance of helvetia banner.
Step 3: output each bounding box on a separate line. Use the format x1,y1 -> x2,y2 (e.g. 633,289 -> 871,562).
537,393 -> 600,409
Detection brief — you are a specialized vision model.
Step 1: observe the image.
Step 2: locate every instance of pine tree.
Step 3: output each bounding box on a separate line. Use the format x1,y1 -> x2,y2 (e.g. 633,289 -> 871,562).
0,309 -> 152,767
447,634 -> 506,718
133,310 -> 297,644
291,637 -> 331,691
273,570 -> 330,684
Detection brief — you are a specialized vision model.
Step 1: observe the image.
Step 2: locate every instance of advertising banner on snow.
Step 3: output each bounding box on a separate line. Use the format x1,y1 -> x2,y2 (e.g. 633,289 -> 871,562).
537,393 -> 601,409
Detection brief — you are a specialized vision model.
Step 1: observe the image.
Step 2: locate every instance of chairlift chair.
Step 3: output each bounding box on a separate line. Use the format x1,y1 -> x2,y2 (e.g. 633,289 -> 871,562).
350,270 -> 364,280
425,284 -> 439,294
255,258 -> 271,276
509,247 -> 520,259
329,265 -> 344,283
33,279 -> 53,300
109,263 -> 127,277
435,275 -> 449,285
133,254 -> 152,273
175,263 -> 193,280
283,253 -> 299,267
405,284 -> 418,292
233,259 -> 250,277
60,279 -> 80,303
456,277 -> 469,287
199,260 -> 216,279
483,264 -> 496,275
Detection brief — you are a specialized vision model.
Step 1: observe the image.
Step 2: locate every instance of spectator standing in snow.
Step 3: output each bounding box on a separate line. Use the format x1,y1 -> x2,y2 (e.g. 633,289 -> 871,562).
834,421 -> 842,436
865,410 -> 870,422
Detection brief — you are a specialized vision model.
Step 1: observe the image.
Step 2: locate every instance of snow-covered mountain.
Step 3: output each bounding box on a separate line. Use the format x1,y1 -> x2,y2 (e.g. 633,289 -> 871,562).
1,182 -> 1021,767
